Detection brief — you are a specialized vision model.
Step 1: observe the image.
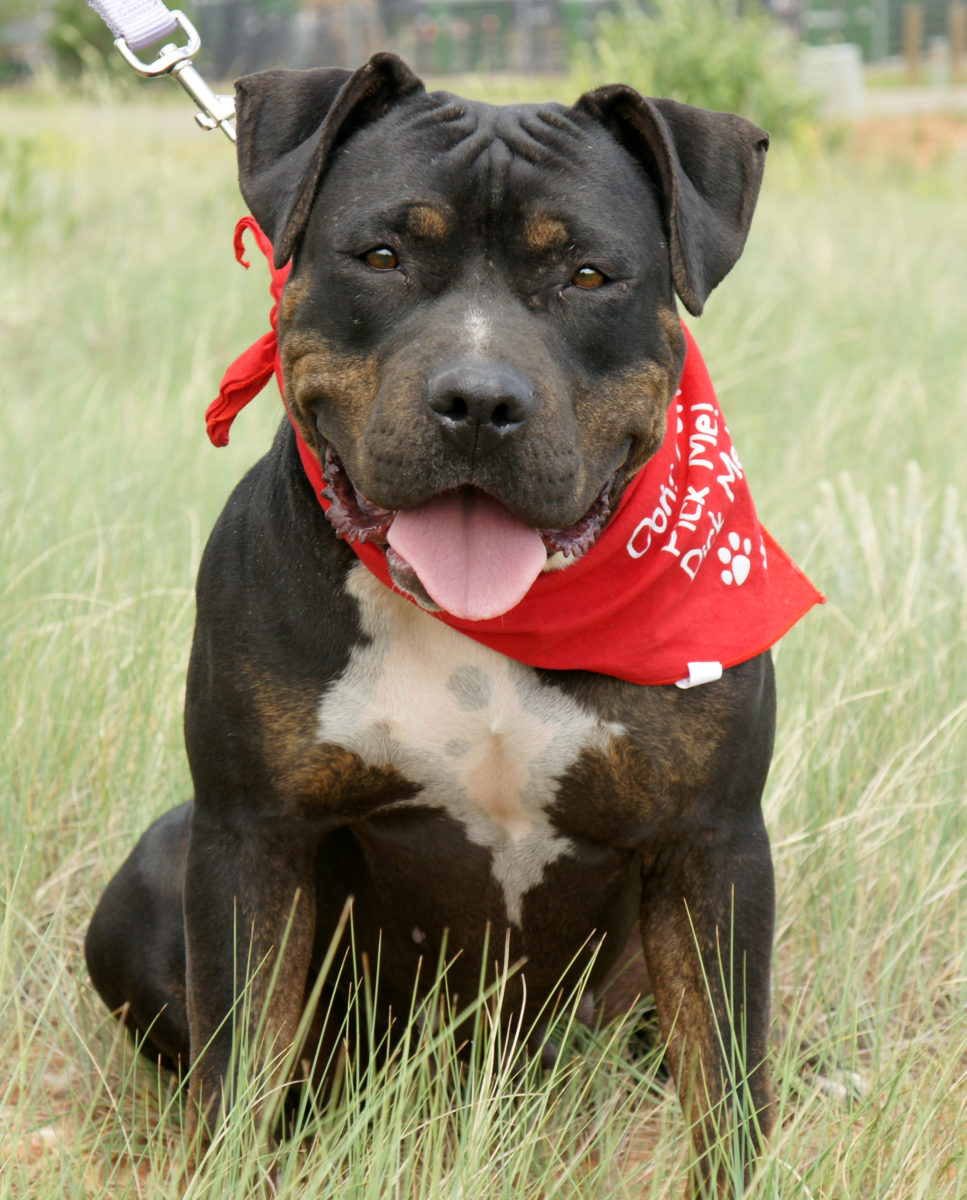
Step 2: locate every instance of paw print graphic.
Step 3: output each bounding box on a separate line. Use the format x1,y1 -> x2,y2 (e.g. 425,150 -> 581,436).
718,532 -> 753,586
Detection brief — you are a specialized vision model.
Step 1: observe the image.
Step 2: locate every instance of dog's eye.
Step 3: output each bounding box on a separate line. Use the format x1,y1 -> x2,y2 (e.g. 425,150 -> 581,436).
571,265 -> 606,289
363,246 -> 400,271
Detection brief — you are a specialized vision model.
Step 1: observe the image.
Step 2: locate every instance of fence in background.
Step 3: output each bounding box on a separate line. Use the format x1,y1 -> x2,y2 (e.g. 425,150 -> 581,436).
1,0 -> 965,82
186,0 -> 967,79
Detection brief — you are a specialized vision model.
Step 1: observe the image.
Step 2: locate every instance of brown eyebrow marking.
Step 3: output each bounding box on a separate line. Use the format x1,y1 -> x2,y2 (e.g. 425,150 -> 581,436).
406,204 -> 450,240
523,213 -> 569,254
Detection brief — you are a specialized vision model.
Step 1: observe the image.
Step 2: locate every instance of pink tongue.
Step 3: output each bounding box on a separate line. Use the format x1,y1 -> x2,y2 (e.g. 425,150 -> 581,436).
387,489 -> 547,620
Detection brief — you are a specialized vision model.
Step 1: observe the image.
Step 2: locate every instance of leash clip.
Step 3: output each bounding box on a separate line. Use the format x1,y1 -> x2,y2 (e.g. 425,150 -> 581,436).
114,9 -> 236,142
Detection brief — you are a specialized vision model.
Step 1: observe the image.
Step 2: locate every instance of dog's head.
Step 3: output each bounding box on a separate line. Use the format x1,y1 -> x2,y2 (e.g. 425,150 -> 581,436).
234,53 -> 768,619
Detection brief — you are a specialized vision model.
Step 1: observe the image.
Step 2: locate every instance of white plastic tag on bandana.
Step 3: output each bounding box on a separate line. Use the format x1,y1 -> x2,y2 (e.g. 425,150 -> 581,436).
86,0 -> 178,51
675,661 -> 723,690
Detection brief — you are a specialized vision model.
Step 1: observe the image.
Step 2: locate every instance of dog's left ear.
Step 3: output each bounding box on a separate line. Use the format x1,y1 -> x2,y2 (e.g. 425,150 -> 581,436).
235,52 -> 424,267
575,86 -> 768,316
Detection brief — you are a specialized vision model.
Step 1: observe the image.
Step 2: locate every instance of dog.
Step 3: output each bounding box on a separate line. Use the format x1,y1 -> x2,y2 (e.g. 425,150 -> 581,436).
86,51 -> 816,1195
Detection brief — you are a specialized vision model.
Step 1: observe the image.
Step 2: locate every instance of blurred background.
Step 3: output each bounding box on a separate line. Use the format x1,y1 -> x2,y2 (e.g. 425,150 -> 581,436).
1,3 -> 965,1197
1,0 -> 966,132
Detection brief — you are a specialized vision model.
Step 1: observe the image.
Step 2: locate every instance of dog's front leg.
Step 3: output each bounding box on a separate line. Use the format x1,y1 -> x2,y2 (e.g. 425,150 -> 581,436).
182,801 -> 317,1144
640,816 -> 775,1198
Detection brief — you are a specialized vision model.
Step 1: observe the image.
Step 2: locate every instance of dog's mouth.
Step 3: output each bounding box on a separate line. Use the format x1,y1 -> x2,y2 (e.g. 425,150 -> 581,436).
320,444 -> 614,620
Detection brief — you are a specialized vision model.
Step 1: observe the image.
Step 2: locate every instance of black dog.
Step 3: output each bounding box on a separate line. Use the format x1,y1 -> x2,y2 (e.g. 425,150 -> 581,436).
87,52 -> 779,1194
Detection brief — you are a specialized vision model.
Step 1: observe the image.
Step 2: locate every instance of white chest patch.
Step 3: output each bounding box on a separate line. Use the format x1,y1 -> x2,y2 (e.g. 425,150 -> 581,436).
316,565 -> 624,924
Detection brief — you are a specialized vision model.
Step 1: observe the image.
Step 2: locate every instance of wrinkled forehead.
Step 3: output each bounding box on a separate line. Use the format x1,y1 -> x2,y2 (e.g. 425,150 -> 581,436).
321,91 -> 653,225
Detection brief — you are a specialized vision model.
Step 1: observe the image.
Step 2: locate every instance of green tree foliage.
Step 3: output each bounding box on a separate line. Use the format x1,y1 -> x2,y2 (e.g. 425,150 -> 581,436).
572,0 -> 817,141
46,0 -> 128,81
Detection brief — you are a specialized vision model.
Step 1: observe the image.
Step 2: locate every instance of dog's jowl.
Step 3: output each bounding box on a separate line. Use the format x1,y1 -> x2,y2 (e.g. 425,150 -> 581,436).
86,52 -> 821,1195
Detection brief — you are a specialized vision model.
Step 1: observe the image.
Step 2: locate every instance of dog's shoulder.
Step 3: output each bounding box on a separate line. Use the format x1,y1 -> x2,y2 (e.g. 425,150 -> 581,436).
191,420 -> 359,682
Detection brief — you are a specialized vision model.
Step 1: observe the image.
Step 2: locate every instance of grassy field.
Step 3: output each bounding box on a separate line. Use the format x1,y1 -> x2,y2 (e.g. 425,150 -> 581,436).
1,84 -> 965,1198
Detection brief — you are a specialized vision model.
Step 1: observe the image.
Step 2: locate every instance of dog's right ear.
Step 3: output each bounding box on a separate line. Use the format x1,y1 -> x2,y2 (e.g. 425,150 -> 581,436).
235,52 -> 424,267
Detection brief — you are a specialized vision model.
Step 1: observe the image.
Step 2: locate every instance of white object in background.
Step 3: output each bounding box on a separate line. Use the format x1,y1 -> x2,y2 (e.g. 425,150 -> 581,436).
800,43 -> 868,119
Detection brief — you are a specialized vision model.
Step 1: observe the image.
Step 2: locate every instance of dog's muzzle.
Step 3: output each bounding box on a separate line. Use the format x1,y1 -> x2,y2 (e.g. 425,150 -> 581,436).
320,444 -> 615,619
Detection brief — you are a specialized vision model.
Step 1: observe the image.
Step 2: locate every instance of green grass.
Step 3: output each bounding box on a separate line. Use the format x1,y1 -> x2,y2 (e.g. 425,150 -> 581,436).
1,88 -> 965,1198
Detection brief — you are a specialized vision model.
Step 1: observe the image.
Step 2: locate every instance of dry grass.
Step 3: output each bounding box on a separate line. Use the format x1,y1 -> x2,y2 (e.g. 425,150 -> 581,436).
1,89 -> 965,1197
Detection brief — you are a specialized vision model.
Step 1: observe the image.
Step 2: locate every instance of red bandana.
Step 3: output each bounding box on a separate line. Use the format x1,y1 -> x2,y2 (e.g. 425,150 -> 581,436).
208,218 -> 823,687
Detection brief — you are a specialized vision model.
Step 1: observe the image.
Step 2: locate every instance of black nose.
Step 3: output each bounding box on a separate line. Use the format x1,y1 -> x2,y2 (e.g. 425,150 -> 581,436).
426,362 -> 535,456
